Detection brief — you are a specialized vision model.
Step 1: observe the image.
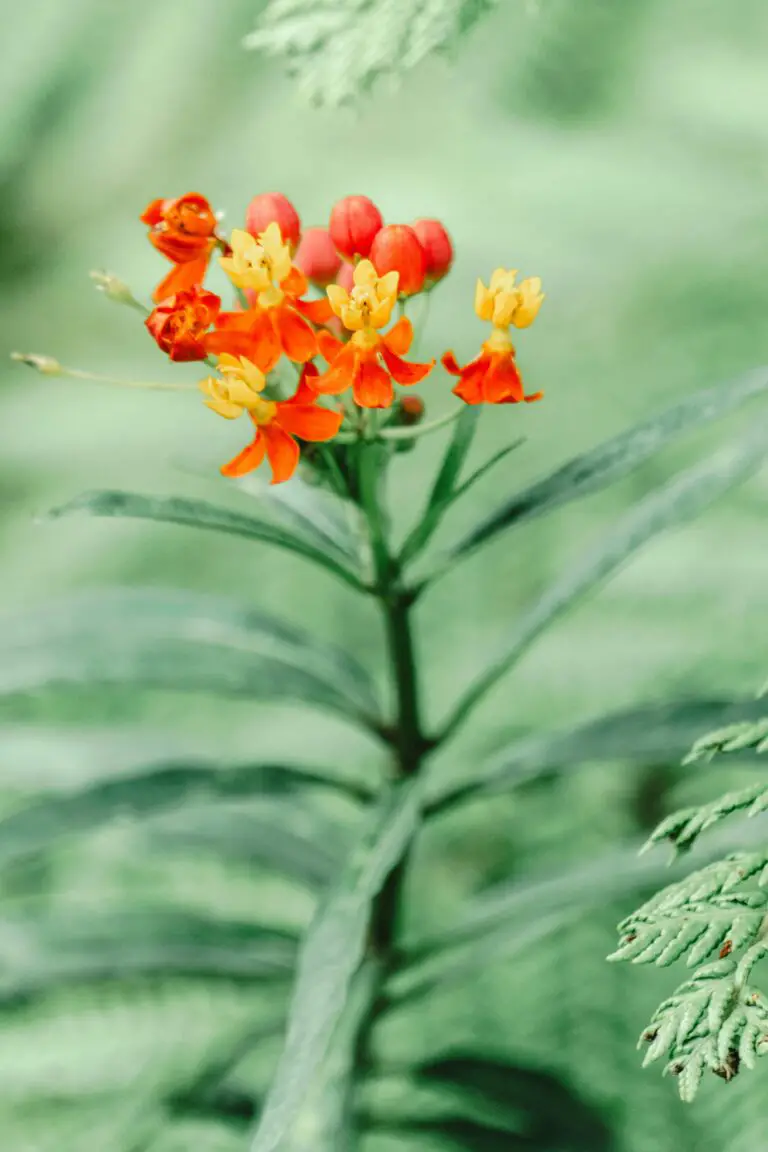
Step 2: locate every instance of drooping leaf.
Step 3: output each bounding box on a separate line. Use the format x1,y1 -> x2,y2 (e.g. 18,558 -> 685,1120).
0,759 -> 368,878
145,800 -> 351,889
47,491 -> 367,591
243,0 -> 500,108
440,416 -> 768,741
399,408 -> 480,565
0,908 -> 297,1002
449,364 -> 768,559
0,588 -> 380,725
427,696 -> 768,816
249,779 -> 422,1152
236,472 -> 364,564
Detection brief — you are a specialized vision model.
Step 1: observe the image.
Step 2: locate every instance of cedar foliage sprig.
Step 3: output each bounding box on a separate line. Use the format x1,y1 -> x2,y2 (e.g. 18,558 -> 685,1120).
611,681 -> 768,1100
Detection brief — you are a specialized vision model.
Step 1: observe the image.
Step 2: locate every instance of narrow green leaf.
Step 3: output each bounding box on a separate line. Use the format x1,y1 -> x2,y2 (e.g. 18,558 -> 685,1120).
238,472 -> 364,565
47,491 -> 367,591
427,697 -> 768,816
440,417 -> 768,742
449,437 -> 526,502
0,760 -> 368,878
450,365 -> 768,559
249,779 -> 422,1152
0,588 -> 381,725
399,408 -> 480,565
0,909 -> 297,1001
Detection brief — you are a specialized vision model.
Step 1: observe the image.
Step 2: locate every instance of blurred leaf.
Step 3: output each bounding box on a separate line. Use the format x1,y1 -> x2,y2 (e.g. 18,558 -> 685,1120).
235,473 -> 364,565
48,491 -> 368,592
0,588 -> 380,724
366,1052 -> 612,1150
448,365 -> 768,561
145,799 -> 351,888
375,1116 -> 530,1150
400,409 -> 480,565
428,696 -> 768,816
250,779 -> 422,1152
0,908 -> 297,1002
441,415 -> 768,740
0,759 -> 367,876
244,0 -> 499,107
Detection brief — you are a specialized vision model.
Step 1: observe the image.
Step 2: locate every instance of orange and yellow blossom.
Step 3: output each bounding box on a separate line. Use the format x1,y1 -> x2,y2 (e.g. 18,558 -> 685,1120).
207,225 -> 332,374
141,193 -> 222,303
442,268 -> 545,405
199,356 -> 342,484
313,261 -> 434,409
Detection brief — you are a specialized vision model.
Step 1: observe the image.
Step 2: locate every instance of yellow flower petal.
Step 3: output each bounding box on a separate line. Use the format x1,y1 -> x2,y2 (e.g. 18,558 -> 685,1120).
369,294 -> 395,329
326,283 -> 349,319
376,270 -> 400,303
341,303 -> 365,331
474,278 -> 494,322
489,267 -> 517,293
199,378 -> 244,420
511,277 -> 545,328
353,260 -> 378,289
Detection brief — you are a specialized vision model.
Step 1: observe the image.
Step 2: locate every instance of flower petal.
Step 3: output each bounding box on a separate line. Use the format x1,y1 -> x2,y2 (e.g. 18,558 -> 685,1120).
441,350 -> 464,377
379,345 -> 434,386
262,424 -> 300,484
282,265 -> 309,298
153,258 -> 209,303
382,316 -> 413,356
485,351 -> 524,403
274,306 -> 317,363
312,342 -> 360,395
287,363 -> 321,405
353,260 -> 377,289
317,329 -> 345,365
221,433 -> 267,477
451,357 -> 489,405
277,402 -> 343,442
354,355 -> 394,408
295,296 -> 334,325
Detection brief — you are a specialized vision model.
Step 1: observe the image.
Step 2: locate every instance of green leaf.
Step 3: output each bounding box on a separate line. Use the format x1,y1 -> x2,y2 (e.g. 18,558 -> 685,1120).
399,408 -> 480,566
243,0 -> 499,108
440,416 -> 768,742
684,717 -> 768,764
449,364 -> 768,560
145,800 -> 351,888
47,491 -> 367,592
237,472 -> 363,565
0,588 -> 381,725
0,908 -> 297,1001
427,696 -> 768,816
0,760 -> 367,878
249,779 -> 422,1152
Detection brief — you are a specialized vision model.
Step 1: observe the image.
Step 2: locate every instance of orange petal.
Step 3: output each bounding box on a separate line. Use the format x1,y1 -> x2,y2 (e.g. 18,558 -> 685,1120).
312,342 -> 359,395
295,296 -> 334,325
153,257 -> 209,303
317,329 -> 344,364
379,345 -> 434,387
277,402 -> 343,442
274,306 -> 317,364
141,198 -> 165,226
486,352 -> 524,404
246,311 -> 283,374
221,433 -> 266,478
383,316 -> 413,356
441,350 -> 464,377
523,390 -> 544,403
262,424 -> 300,484
354,356 -> 394,408
214,310 -> 254,332
289,362 -> 322,404
283,265 -> 309,299
202,330 -> 254,359
451,360 -> 488,405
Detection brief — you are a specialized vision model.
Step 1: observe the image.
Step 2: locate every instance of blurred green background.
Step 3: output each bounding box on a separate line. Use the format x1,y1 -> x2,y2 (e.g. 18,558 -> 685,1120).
1,0 -> 767,1149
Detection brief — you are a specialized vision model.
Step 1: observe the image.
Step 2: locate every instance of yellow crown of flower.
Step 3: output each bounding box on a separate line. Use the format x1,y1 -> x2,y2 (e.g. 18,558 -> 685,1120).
475,267 -> 545,331
326,260 -> 399,332
199,354 -> 276,423
219,223 -> 293,302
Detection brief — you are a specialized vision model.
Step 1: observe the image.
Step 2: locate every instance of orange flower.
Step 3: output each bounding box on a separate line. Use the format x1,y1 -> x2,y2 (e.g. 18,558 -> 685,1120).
443,267 -> 545,405
199,358 -> 343,484
141,193 -> 220,303
207,225 -> 332,373
313,260 -> 434,408
145,286 -> 221,362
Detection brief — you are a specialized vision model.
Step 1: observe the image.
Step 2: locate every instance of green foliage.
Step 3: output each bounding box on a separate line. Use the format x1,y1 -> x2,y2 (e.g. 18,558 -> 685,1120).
612,678 -> 768,1100
243,0 -> 499,106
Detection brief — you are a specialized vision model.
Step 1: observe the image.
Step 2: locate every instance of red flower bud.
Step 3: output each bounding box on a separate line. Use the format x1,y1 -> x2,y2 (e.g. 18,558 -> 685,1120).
412,218 -> 453,284
245,192 -> 301,252
399,394 -> 425,424
370,225 -> 427,296
295,227 -> 342,287
335,262 -> 355,293
329,195 -> 384,261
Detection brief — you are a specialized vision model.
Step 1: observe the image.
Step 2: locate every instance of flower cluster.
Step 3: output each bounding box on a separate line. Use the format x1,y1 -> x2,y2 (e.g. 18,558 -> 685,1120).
19,190 -> 545,487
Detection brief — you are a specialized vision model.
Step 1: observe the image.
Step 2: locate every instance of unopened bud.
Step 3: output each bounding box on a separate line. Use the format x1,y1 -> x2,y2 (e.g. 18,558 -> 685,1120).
329,195 -> 384,261
295,227 -> 341,287
246,192 -> 301,252
399,394 -> 425,425
90,270 -> 142,309
10,352 -> 63,376
370,225 -> 427,296
412,219 -> 454,284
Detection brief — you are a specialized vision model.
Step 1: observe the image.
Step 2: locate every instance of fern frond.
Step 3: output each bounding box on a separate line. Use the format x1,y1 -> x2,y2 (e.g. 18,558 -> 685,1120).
642,785 -> 768,855
636,960 -> 768,1101
243,0 -> 499,107
683,718 -> 768,765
